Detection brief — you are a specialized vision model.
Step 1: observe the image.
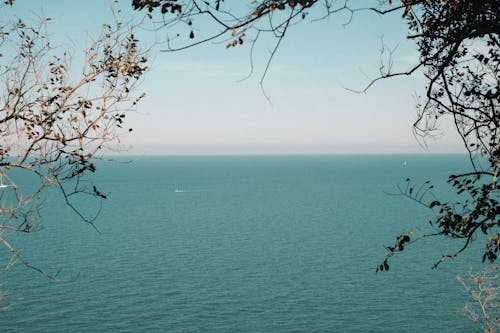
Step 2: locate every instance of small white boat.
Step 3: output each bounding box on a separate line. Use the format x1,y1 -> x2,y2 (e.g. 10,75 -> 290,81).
0,174 -> 7,188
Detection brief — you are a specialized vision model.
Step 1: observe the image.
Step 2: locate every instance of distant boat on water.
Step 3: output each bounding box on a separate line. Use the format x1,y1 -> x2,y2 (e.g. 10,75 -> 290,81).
0,174 -> 8,188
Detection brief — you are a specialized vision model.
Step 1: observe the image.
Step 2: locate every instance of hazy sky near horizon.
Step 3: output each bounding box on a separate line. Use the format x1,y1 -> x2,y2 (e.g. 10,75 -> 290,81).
5,1 -> 464,154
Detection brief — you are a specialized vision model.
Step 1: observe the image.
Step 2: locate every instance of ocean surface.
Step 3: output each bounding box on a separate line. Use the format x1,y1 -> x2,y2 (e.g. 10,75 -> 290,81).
0,155 -> 487,332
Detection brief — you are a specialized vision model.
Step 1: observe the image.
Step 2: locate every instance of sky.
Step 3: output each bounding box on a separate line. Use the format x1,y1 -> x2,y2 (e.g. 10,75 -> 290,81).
4,0 -> 464,155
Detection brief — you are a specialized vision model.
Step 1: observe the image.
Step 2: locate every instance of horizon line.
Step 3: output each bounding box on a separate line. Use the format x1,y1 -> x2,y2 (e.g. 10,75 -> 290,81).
106,143 -> 465,156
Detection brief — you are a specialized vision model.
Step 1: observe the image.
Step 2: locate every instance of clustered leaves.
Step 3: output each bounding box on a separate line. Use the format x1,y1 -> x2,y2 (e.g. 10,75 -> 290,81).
377,232 -> 412,272
382,170 -> 498,269
132,0 -> 183,16
409,1 -> 499,154
132,0 -> 316,52
377,0 -> 499,270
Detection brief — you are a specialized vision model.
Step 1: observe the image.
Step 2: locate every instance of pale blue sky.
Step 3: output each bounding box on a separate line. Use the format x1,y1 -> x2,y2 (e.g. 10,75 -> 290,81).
5,1 -> 463,154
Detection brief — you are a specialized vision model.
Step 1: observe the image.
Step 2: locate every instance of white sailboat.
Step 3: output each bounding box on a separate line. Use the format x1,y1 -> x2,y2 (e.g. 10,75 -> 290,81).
0,174 -> 8,189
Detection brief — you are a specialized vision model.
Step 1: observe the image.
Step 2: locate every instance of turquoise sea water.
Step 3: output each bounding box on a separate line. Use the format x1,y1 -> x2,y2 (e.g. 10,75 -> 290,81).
0,155 -> 486,332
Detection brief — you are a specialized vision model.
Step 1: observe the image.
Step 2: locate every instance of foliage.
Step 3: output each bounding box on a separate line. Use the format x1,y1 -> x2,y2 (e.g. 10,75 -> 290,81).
0,5 -> 147,280
378,0 -> 499,270
132,0 -> 499,269
457,267 -> 500,333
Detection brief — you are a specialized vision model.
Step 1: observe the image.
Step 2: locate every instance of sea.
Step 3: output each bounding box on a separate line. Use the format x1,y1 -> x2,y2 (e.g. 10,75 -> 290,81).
0,154 -> 489,332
